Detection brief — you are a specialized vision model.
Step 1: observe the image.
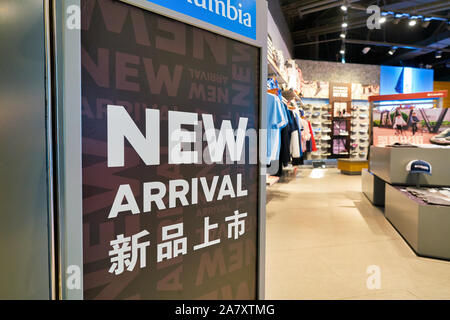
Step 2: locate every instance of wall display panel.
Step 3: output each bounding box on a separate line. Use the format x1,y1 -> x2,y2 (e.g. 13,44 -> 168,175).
301,81 -> 379,101
0,0 -> 52,299
351,83 -> 379,100
80,0 -> 262,300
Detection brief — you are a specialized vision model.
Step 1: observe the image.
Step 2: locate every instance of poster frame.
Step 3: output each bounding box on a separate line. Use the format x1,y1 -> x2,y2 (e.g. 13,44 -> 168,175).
52,0 -> 268,300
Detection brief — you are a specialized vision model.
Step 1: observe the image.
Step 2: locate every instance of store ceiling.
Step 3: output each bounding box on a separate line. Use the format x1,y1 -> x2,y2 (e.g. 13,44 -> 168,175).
278,0 -> 450,80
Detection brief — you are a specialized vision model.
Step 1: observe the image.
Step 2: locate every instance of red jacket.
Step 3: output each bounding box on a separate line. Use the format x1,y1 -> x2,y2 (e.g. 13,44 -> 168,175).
307,120 -> 317,152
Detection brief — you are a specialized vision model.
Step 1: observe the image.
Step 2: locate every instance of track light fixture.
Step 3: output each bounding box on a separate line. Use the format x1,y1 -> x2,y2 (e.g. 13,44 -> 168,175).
362,47 -> 371,54
340,42 -> 345,55
409,19 -> 417,26
380,11 -> 446,27
388,47 -> 397,55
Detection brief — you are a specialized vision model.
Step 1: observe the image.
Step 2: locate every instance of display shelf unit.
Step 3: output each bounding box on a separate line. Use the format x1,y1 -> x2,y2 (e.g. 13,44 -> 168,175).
386,184 -> 450,260
330,114 -> 351,159
304,103 -> 332,160
329,83 -> 352,159
350,104 -> 370,160
364,91 -> 450,261
364,145 -> 450,260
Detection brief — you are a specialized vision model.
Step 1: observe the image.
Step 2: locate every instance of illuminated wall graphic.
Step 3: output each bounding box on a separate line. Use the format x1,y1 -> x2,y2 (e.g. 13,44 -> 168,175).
381,66 -> 434,95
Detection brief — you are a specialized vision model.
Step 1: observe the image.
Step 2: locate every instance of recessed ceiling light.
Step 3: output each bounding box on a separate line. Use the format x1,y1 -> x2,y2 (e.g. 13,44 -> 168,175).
409,19 -> 417,26
379,17 -> 386,24
362,47 -> 371,54
341,5 -> 348,12
342,22 -> 348,28
436,51 -> 442,59
340,33 -> 346,38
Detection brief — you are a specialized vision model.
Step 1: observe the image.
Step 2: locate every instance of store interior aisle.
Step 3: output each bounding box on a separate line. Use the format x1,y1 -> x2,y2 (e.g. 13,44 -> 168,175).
265,168 -> 450,300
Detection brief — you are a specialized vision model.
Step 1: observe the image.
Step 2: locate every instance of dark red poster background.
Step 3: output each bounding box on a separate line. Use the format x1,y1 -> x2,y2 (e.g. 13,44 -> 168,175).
81,0 -> 260,299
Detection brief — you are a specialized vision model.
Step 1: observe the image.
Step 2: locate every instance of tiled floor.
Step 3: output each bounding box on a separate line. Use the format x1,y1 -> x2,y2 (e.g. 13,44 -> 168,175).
265,168 -> 450,300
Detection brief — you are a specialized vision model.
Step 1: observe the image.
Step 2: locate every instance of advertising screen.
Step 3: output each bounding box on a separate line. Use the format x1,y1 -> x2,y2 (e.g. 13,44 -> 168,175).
372,105 -> 450,146
380,66 -> 434,95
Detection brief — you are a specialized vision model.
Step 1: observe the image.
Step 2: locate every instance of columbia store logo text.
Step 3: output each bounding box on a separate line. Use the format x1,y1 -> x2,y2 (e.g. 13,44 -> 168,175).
187,0 -> 253,27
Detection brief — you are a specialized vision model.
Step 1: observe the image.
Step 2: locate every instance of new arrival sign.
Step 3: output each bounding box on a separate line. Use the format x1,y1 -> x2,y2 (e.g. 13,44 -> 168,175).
81,0 -> 260,299
147,0 -> 257,40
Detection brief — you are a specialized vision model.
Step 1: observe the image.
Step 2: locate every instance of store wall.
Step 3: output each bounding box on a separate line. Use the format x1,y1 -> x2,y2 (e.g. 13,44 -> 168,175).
296,59 -> 380,85
268,0 -> 293,60
434,81 -> 450,108
0,0 -> 51,299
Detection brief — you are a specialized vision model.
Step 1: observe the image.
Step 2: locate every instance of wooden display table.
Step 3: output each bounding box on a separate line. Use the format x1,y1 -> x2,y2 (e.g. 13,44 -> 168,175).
337,159 -> 368,175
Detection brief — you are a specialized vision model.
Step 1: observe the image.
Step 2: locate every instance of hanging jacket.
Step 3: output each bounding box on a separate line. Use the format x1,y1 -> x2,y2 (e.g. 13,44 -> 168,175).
307,120 -> 317,152
290,109 -> 302,159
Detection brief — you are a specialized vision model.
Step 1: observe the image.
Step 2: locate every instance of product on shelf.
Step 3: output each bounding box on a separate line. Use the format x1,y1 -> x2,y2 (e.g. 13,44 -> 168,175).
405,187 -> 450,206
430,128 -> 450,146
